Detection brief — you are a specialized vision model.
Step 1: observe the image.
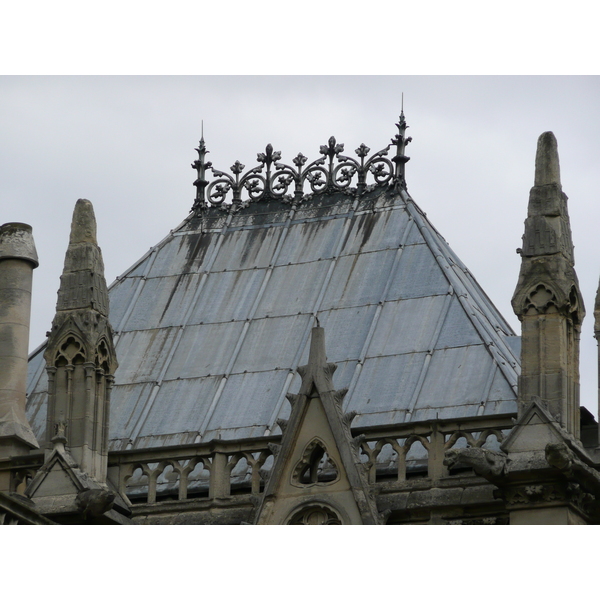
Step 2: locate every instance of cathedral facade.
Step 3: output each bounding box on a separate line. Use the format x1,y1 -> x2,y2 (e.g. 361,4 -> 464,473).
1,116 -> 599,524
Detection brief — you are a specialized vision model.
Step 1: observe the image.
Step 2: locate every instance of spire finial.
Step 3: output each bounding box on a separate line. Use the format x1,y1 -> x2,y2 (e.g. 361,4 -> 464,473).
69,198 -> 97,245
192,129 -> 212,210
391,109 -> 412,186
534,131 -> 561,187
56,199 -> 108,316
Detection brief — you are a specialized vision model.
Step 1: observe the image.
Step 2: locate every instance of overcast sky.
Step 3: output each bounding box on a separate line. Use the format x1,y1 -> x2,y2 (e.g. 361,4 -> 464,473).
2,76 -> 599,416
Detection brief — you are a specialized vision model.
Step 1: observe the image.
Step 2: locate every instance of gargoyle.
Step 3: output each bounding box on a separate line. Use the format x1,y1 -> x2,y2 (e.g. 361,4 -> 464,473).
545,442 -> 600,498
75,488 -> 115,519
545,442 -> 574,472
444,447 -> 508,479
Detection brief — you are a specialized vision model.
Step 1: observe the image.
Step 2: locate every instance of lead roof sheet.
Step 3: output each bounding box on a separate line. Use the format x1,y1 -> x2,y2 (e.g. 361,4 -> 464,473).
26,185 -> 520,448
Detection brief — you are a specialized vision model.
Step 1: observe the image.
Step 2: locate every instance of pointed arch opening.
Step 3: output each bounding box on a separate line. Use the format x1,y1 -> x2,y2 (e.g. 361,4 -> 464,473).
95,337 -> 113,374
292,438 -> 340,487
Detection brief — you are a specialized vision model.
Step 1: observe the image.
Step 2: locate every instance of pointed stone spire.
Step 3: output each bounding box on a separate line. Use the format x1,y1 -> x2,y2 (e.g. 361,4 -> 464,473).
0,223 -> 39,462
55,199 -> 109,316
43,199 -> 117,482
296,324 -> 337,397
512,133 -> 584,438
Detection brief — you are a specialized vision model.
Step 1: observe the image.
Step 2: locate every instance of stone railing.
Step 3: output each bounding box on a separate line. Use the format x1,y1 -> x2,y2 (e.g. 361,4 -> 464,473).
108,437 -> 278,505
356,415 -> 513,485
106,414 -> 514,507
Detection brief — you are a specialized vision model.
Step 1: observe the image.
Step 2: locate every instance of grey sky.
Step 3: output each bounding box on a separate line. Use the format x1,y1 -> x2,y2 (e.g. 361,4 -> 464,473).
2,76 -> 599,416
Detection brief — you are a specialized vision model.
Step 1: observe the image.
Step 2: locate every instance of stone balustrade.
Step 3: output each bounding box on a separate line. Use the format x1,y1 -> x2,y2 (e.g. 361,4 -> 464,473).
105,414 -> 514,506
0,414 -> 514,508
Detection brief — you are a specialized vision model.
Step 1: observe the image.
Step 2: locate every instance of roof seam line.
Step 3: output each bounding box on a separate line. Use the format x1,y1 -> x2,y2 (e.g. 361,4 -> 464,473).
343,214 -> 416,410
404,199 -> 520,395
127,212 -> 235,445
477,358 -> 499,416
201,205 -> 299,436
404,290 -> 454,422
444,257 -> 520,364
113,247 -> 161,344
266,198 -> 362,430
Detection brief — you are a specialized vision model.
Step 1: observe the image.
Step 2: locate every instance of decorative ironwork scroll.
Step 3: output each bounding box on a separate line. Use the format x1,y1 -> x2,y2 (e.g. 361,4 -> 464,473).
192,114 -> 411,212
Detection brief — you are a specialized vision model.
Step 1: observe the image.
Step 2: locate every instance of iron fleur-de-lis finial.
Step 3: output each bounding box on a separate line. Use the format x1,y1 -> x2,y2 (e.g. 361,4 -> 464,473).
192,117 -> 412,211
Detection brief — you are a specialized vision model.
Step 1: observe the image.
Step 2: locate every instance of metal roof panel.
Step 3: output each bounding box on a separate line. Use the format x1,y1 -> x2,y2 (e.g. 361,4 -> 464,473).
113,328 -> 180,384
347,353 -> 428,416
416,345 -> 495,409
211,226 -> 284,272
385,242 -> 451,301
320,249 -> 398,310
367,296 -> 449,357
254,261 -> 331,319
185,269 -> 263,325
205,370 -> 290,434
232,314 -> 311,374
27,185 -> 521,449
136,376 -> 223,438
340,207 -> 411,256
164,321 -> 246,380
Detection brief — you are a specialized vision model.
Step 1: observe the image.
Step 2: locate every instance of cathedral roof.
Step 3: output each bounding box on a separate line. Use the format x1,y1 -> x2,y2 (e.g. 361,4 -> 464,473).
26,121 -> 521,451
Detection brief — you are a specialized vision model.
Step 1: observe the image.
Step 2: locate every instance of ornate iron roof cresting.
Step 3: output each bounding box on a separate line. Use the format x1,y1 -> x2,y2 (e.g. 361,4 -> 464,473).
191,115 -> 411,212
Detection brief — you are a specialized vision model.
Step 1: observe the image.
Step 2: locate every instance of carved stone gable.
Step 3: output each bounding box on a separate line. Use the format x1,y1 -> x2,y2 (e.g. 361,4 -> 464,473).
501,399 -> 565,454
253,326 -> 380,525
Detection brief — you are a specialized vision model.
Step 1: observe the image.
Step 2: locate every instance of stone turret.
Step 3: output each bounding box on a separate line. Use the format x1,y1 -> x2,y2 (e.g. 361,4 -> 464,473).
43,199 -> 117,482
0,223 -> 39,463
512,132 -> 584,438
